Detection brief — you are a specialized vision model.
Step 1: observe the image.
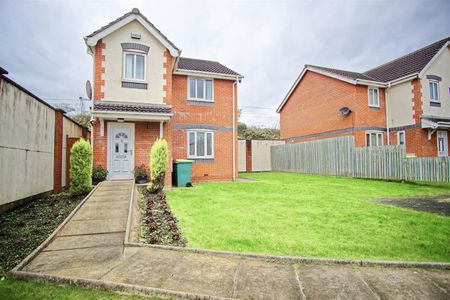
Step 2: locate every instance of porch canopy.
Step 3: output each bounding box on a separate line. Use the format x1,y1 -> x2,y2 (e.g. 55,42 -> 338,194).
92,100 -> 173,122
421,115 -> 450,139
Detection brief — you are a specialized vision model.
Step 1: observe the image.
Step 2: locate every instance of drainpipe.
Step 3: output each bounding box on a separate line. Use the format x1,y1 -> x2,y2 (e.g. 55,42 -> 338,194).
232,77 -> 239,181
385,83 -> 391,145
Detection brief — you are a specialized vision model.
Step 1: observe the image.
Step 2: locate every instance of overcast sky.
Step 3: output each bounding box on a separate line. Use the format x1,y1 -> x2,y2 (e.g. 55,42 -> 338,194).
0,0 -> 449,127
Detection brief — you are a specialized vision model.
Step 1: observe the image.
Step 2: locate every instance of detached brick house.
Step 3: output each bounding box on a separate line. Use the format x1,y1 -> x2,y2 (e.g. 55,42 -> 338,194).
85,8 -> 242,184
277,37 -> 450,157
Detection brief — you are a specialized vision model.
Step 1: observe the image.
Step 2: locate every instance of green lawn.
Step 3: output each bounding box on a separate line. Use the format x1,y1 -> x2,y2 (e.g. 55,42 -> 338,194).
167,172 -> 450,262
0,279 -> 165,300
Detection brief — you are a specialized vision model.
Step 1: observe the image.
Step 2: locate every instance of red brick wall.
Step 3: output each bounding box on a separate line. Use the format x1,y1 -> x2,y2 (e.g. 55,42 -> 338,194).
93,40 -> 106,100
134,122 -> 159,169
92,120 -> 107,169
280,71 -> 357,142
280,71 -> 389,147
171,75 -> 237,182
53,110 -> 64,193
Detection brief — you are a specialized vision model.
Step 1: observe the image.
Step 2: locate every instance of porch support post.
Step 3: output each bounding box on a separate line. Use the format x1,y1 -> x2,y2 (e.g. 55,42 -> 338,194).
100,118 -> 104,137
160,121 -> 163,138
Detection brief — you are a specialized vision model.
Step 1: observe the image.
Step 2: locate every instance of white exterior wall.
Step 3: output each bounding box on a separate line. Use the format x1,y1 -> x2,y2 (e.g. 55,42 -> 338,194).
61,117 -> 83,187
421,46 -> 450,118
0,79 -> 55,206
251,140 -> 285,171
238,140 -> 246,172
103,20 -> 167,104
386,81 -> 414,128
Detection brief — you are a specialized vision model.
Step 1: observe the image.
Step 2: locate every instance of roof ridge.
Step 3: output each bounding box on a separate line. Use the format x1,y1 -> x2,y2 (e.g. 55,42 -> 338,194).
306,64 -> 378,81
364,36 -> 450,74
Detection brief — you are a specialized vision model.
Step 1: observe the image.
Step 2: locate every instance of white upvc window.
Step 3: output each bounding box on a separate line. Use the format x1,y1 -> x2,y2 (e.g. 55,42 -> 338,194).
429,80 -> 440,102
123,52 -> 146,81
187,130 -> 214,159
188,77 -> 213,101
397,131 -> 406,145
365,131 -> 384,147
368,87 -> 380,107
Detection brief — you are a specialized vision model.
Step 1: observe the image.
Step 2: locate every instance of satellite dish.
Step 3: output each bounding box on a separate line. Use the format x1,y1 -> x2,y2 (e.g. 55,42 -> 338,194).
339,107 -> 351,117
85,80 -> 92,100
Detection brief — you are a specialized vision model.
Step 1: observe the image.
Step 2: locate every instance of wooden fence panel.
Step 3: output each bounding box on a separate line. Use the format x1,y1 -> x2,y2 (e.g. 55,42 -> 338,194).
271,136 -> 449,182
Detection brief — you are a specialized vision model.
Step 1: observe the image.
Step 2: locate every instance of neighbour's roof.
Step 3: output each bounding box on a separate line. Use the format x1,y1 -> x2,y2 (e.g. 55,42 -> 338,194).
0,67 -> 8,75
306,65 -> 376,81
364,36 -> 450,82
177,57 -> 242,77
93,101 -> 172,114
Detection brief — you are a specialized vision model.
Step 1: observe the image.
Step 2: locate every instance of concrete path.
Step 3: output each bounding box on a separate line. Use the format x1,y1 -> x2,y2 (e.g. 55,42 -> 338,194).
18,181 -> 450,299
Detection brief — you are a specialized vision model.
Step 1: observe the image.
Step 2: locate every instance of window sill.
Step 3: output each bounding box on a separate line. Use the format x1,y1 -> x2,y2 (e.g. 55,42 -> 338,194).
187,98 -> 214,103
430,101 -> 441,107
369,106 -> 381,111
187,157 -> 214,162
187,99 -> 214,106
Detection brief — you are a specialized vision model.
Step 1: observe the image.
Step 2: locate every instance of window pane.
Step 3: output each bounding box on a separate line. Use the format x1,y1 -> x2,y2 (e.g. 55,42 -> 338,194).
189,132 -> 196,156
197,132 -> 205,156
369,89 -> 373,105
374,89 -> 378,105
366,134 -> 370,146
377,133 -> 382,146
189,79 -> 196,99
205,80 -> 212,100
438,138 -> 444,151
125,54 -> 134,79
197,79 -> 204,99
135,55 -> 145,80
124,143 -> 128,153
115,143 -> 119,153
370,134 -> 377,146
206,132 -> 212,156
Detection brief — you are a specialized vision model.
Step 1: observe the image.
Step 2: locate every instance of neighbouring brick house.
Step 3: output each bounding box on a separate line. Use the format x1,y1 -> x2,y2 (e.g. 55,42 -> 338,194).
85,8 -> 242,185
277,37 -> 450,157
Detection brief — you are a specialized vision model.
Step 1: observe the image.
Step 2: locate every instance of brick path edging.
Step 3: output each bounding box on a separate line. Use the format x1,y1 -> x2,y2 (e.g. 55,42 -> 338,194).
12,183 -> 103,272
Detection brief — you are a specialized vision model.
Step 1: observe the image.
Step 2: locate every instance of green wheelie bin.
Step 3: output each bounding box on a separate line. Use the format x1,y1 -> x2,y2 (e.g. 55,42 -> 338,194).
173,159 -> 193,187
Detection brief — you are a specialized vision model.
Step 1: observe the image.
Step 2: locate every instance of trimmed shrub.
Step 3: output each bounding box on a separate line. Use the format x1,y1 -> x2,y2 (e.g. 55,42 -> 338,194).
70,138 -> 92,195
148,139 -> 168,192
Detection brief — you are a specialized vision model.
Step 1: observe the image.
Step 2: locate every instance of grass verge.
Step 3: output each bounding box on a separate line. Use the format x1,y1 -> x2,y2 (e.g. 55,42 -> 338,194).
167,172 -> 450,262
0,278 -> 165,300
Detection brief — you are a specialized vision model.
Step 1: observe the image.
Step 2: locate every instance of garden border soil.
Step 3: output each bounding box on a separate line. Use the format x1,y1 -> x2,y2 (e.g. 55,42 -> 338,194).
373,194 -> 450,217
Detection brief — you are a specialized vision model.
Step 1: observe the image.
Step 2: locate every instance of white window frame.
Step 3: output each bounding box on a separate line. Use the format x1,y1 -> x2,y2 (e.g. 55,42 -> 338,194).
429,80 -> 440,103
122,51 -> 147,82
397,131 -> 406,146
187,77 -> 214,102
365,131 -> 384,147
187,130 -> 214,159
368,87 -> 380,108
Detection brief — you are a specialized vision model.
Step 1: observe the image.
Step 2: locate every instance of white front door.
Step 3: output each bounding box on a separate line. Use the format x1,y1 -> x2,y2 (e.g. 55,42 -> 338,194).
108,123 -> 134,180
437,130 -> 448,157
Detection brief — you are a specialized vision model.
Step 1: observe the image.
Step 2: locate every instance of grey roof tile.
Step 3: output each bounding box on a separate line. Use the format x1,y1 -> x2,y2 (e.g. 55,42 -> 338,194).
177,57 -> 242,77
93,101 -> 172,114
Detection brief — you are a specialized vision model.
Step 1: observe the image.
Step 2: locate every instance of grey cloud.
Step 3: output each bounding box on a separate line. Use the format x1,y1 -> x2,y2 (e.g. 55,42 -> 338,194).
0,0 -> 449,127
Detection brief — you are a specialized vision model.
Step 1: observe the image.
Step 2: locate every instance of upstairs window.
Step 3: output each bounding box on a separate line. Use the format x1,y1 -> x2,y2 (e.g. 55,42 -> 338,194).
366,131 -> 383,147
123,52 -> 146,81
368,87 -> 380,107
188,130 -> 214,159
429,81 -> 439,102
188,78 -> 213,101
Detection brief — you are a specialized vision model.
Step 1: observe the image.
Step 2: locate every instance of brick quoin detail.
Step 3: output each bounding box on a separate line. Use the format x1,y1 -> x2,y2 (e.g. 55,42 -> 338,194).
53,110 -> 64,194
94,40 -> 106,100
411,79 -> 422,124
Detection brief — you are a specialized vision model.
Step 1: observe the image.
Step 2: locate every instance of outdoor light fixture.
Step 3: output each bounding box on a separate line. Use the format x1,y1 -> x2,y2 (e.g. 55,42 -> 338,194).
117,118 -> 125,123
